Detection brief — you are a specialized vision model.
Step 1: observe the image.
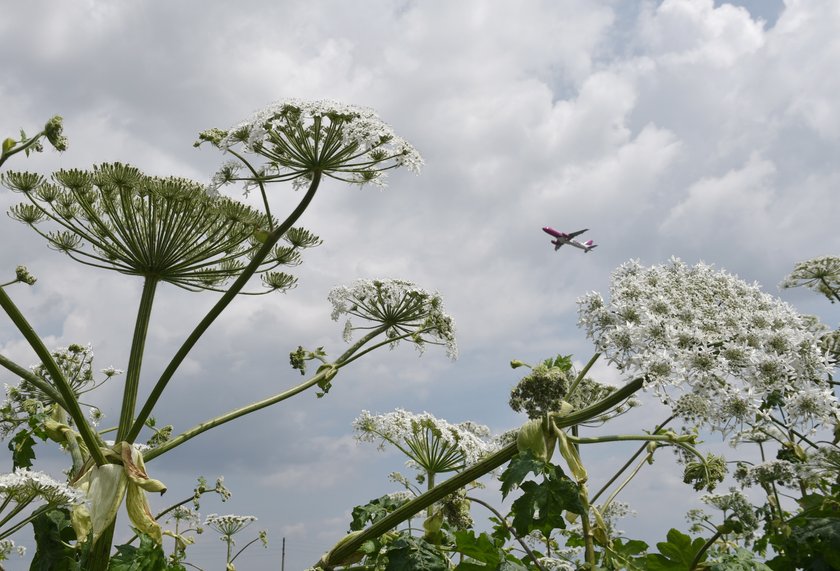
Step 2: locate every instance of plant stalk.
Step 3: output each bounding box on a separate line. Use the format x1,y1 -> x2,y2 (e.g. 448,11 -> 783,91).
127,172 -> 322,442
116,276 -> 158,441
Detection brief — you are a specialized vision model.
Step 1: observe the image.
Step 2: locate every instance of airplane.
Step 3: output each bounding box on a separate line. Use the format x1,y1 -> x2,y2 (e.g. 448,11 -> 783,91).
542,227 -> 598,253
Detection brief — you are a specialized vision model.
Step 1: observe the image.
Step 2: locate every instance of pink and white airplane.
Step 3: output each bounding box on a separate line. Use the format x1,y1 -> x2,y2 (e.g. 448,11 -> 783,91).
542,227 -> 598,253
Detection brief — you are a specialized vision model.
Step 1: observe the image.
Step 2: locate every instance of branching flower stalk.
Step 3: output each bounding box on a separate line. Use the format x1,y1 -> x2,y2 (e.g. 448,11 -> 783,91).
146,279 -> 453,461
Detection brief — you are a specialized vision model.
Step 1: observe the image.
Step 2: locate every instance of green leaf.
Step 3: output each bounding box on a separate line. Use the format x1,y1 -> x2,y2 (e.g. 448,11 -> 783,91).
500,451 -> 549,498
9,429 -> 37,469
110,532 -> 184,571
350,494 -> 411,531
30,508 -> 78,571
2,137 -> 15,153
383,536 -> 449,571
510,471 -> 584,537
645,529 -> 707,571
453,530 -> 501,567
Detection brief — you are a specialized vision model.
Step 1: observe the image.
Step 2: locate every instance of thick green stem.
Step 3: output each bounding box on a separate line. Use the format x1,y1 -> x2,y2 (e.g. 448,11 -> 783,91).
0,287 -> 106,466
689,529 -> 722,571
565,352 -> 600,400
144,363 -> 333,462
117,276 -> 158,441
0,133 -> 46,168
127,173 -> 322,442
317,376 -> 646,568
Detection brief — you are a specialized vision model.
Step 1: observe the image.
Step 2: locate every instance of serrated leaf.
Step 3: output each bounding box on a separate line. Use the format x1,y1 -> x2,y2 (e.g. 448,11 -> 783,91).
383,536 -> 448,571
30,508 -> 78,571
110,532 -> 185,571
500,451 -> 548,498
350,494 -> 411,531
9,429 -> 37,469
510,472 -> 584,537
453,530 -> 501,566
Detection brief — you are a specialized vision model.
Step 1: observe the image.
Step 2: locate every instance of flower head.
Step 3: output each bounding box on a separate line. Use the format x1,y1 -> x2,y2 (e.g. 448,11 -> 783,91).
204,513 -> 257,540
780,256 -> 840,303
2,163 -> 319,293
0,468 -> 84,506
329,279 -> 457,359
354,409 -> 495,475
578,259 -> 835,434
196,99 -> 422,190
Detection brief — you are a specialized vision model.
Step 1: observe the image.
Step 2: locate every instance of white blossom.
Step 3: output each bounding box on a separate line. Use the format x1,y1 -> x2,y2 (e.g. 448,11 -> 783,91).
199,99 -> 423,189
0,468 -> 84,506
329,279 -> 457,359
578,258 -> 835,435
354,409 -> 496,474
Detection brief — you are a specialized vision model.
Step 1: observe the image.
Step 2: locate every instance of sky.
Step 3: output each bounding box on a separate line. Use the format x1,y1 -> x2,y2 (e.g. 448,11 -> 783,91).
1,0 -> 838,568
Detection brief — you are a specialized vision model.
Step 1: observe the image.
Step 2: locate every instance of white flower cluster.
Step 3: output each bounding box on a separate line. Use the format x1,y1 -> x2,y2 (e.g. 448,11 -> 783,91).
205,99 -> 423,188
700,488 -> 760,536
0,468 -> 84,506
354,409 -> 496,471
734,459 -> 799,488
204,513 -> 257,537
578,258 -> 835,433
0,538 -> 25,560
328,279 -> 457,359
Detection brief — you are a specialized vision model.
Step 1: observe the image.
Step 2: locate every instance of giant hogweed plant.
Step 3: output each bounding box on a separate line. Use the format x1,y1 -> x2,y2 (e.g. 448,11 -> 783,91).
0,102 -> 453,568
315,258 -> 838,570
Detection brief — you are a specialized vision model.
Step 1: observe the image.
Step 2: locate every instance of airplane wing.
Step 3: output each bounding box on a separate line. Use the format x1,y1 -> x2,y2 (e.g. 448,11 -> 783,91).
567,229 -> 588,238
554,242 -> 563,251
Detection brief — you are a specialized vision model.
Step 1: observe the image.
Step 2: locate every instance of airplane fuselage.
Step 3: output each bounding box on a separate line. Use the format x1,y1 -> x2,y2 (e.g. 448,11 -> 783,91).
542,226 -> 597,253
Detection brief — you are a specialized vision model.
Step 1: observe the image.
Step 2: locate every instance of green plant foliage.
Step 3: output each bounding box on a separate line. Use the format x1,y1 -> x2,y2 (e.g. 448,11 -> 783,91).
644,528 -> 708,570
509,463 -> 584,537
599,537 -> 649,571
500,451 -> 548,498
29,508 -> 78,571
110,532 -> 186,571
381,535 -> 449,571
452,530 -> 528,570
350,494 -> 411,531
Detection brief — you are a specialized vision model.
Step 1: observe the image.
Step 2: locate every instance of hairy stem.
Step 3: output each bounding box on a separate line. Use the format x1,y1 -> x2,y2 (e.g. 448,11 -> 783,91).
0,352 -> 66,408
117,276 -> 158,441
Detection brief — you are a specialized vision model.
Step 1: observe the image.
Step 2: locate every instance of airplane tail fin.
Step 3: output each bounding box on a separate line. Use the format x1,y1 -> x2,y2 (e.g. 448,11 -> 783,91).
584,241 -> 597,253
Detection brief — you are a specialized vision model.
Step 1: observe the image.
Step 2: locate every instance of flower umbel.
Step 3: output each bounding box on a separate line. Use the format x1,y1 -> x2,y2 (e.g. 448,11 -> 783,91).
354,409 -> 495,476
577,258 -> 834,434
329,279 -> 457,359
2,163 -> 320,293
780,256 -> 840,303
196,99 -> 423,191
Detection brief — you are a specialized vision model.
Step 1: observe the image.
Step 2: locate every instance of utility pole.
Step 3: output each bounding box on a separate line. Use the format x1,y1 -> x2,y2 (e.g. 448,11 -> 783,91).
281,537 -> 285,571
